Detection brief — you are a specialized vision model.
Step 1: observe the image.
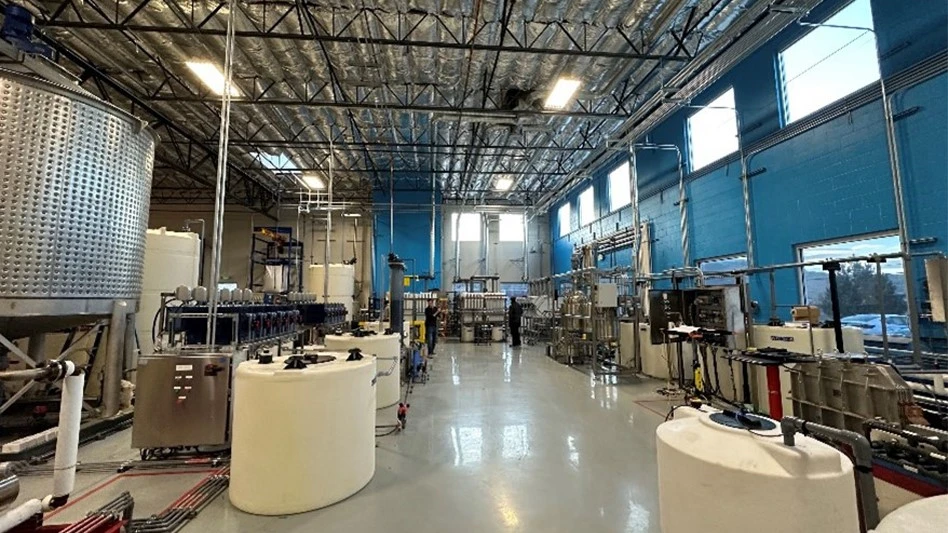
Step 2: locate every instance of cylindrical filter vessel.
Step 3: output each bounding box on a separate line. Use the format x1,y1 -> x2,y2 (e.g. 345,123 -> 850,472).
325,333 -> 401,408
656,408 -> 860,533
461,326 -> 474,343
230,354 -> 376,515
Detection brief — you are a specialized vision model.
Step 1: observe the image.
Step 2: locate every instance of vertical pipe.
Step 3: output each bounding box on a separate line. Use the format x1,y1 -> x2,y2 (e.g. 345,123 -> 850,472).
674,148 -> 690,268
454,208 -> 462,280
123,313 -> 136,375
389,162 -> 395,254
27,334 -> 46,365
874,259 -> 890,360
324,138 -> 333,305
881,91 -> 922,364
102,300 -> 127,418
206,0 -> 238,347
430,171 -> 436,277
522,213 -> 529,280
483,214 -> 490,276
629,144 -> 640,281
51,371 -> 84,506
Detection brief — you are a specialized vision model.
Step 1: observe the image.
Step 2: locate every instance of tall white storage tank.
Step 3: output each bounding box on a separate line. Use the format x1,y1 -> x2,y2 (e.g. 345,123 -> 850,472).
136,228 -> 201,355
229,354 -> 376,515
325,333 -> 401,408
873,495 -> 947,533
656,408 -> 860,533
306,264 -> 356,297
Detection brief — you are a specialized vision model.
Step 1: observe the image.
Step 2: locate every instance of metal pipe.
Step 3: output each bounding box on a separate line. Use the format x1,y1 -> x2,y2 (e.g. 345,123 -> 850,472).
629,144 -> 641,282
123,312 -> 137,372
872,259 -> 891,360
633,143 -> 689,268
483,214 -> 490,276
27,334 -> 46,366
389,162 -> 394,254
206,0 -> 239,348
522,212 -> 529,280
102,300 -> 128,418
324,137 -> 333,306
430,169 -> 436,277
0,476 -> 19,512
780,416 -> 880,531
454,208 -> 462,280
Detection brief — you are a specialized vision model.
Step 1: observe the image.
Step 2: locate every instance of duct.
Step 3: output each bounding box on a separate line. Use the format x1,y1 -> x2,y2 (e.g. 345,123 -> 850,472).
25,0 -> 774,207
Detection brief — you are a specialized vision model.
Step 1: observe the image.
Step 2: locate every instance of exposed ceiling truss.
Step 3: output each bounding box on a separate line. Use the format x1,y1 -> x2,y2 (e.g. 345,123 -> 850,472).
0,0 -> 809,211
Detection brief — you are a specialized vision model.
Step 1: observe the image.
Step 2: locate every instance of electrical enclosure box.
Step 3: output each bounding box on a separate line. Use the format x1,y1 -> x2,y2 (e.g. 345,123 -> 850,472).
132,353 -> 238,449
594,283 -> 618,308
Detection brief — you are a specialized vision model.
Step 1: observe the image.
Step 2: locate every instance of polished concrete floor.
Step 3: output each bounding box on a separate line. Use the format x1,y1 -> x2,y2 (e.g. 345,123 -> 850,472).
27,342 -> 679,532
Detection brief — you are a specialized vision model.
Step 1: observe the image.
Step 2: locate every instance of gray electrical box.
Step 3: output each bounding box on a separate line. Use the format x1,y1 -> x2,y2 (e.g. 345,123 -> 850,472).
132,353 -> 235,449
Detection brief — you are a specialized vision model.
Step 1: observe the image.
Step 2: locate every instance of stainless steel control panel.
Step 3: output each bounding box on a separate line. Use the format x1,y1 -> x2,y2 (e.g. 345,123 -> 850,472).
131,353 -> 233,449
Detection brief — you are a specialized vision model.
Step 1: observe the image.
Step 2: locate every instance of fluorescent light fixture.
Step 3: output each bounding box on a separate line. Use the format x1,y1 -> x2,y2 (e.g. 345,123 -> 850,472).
342,213 -> 362,218
494,178 -> 513,191
186,61 -> 240,96
544,78 -> 581,109
302,173 -> 325,190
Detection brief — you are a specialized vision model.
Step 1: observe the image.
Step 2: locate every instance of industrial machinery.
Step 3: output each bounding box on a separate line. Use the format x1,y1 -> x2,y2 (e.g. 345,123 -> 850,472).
0,68 -> 155,432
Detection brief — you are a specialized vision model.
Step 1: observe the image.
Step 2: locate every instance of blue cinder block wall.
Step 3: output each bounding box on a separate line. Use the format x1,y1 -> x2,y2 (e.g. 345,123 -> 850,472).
549,1 -> 948,330
373,190 -> 442,297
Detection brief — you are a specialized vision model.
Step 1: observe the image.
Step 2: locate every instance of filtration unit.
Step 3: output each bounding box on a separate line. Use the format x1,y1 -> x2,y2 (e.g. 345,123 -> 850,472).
657,407 -> 860,533
325,332 -> 401,408
229,353 -> 376,515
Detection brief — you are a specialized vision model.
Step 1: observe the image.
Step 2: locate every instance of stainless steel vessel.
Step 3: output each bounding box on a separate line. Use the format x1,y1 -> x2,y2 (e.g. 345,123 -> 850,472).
0,70 -> 156,339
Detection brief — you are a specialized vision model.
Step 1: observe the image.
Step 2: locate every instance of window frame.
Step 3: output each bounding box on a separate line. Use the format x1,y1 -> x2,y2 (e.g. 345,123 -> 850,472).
451,212 -> 482,242
608,161 -> 632,212
685,87 -> 740,172
696,254 -> 748,286
795,231 -> 904,313
578,186 -> 595,227
557,203 -> 572,237
498,213 -> 525,242
776,0 -> 880,126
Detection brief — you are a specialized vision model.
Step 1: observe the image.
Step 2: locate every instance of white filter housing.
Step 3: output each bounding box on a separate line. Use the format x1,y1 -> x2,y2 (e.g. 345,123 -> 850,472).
229,354 -> 376,515
873,495 -> 947,533
137,228 -> 201,355
657,409 -> 860,533
324,333 -> 401,408
306,264 -> 356,297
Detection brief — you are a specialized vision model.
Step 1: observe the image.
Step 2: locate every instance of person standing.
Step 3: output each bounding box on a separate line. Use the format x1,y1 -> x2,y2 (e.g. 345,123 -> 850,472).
508,297 -> 523,347
424,299 -> 441,356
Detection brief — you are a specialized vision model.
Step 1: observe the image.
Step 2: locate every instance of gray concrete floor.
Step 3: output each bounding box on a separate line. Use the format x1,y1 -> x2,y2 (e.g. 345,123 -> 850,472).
28,341 -> 679,532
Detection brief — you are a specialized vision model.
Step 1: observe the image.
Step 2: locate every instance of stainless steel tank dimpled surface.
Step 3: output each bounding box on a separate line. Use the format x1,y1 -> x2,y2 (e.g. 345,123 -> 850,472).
0,70 -> 156,339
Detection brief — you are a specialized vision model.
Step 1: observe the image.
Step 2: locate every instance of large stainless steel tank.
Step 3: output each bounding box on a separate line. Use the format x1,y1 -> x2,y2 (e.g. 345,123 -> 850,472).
0,70 -> 156,339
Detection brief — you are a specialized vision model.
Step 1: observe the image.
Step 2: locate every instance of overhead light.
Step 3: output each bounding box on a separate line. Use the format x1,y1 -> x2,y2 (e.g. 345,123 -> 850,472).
342,213 -> 362,218
186,61 -> 240,96
302,173 -> 325,190
494,178 -> 513,191
544,78 -> 581,109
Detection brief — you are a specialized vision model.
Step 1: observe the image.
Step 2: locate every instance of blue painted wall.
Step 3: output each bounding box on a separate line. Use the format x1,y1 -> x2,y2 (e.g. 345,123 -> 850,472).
550,1 -> 948,330
373,190 -> 442,297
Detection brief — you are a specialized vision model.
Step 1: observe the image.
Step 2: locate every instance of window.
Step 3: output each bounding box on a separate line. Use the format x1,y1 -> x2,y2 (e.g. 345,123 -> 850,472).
798,234 -> 907,335
686,88 -> 739,171
558,203 -> 571,237
578,186 -> 595,226
608,162 -> 632,211
779,0 -> 879,124
498,213 -> 524,242
451,212 -> 481,242
697,255 -> 748,286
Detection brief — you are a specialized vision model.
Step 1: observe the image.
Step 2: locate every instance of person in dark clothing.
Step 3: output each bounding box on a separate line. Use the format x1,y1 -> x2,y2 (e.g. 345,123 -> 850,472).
424,299 -> 441,355
508,297 -> 523,347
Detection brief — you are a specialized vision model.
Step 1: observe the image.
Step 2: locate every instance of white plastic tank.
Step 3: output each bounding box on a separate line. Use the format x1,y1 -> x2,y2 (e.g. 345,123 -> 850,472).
324,333 -> 401,408
229,353 -> 376,515
461,326 -> 474,343
657,408 -> 860,533
136,228 -> 201,355
873,495 -> 947,533
306,264 -> 356,297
